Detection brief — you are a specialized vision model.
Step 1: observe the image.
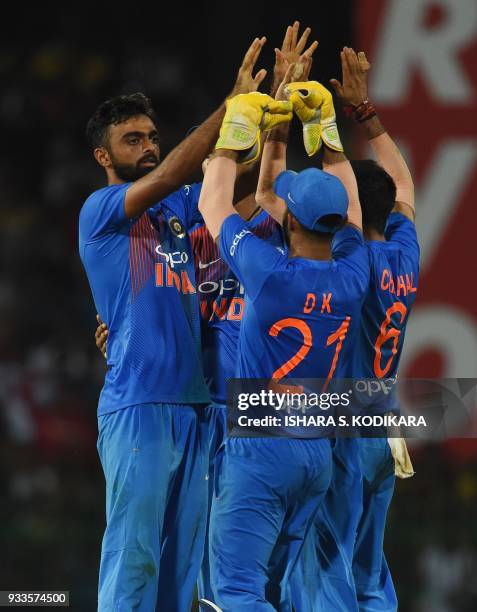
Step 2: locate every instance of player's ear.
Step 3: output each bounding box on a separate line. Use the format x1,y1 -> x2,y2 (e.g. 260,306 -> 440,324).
94,147 -> 112,169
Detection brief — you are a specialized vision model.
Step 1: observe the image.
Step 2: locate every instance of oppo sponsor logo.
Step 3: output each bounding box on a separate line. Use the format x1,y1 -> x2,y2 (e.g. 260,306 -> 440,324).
354,376 -> 398,396
198,278 -> 244,296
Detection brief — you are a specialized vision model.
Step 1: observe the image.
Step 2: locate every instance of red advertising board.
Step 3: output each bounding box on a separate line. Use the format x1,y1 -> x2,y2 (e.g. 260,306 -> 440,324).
357,0 -> 477,452
357,0 -> 477,380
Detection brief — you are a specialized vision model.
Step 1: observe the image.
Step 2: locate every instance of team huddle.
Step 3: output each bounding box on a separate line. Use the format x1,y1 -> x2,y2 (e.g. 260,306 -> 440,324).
79,22 -> 419,612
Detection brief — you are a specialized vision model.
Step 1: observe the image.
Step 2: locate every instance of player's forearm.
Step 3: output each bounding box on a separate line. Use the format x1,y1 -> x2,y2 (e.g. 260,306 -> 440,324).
233,162 -> 259,206
125,105 -> 225,217
255,127 -> 290,224
358,115 -> 386,140
232,133 -> 266,205
198,151 -> 237,240
368,130 -> 415,213
322,147 -> 362,231
358,113 -> 414,212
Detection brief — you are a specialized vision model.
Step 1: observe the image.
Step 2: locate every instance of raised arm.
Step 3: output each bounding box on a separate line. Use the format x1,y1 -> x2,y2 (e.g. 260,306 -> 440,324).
331,47 -> 415,220
256,22 -> 318,223
322,149 -> 362,231
199,93 -> 292,239
199,151 -> 238,240
286,78 -> 363,231
123,37 -> 268,219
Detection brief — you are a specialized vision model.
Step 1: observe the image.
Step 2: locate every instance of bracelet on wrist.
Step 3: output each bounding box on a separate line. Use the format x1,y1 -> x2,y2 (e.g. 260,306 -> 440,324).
343,99 -> 377,123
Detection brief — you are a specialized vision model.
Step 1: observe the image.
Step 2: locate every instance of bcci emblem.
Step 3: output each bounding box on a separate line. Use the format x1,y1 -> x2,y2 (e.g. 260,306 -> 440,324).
169,216 -> 186,238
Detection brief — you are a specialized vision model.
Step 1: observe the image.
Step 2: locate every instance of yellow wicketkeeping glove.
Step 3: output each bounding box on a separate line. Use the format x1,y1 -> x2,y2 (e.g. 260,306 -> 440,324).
387,437 -> 415,479
216,92 -> 293,164
285,81 -> 343,156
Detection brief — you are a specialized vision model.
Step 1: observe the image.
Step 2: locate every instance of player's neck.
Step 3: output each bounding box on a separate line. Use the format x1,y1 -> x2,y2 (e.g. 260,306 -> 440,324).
364,227 -> 385,241
106,169 -> 126,186
289,236 -> 331,260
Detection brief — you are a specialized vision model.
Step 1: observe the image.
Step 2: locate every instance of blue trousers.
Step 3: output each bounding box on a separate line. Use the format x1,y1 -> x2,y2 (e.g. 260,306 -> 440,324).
353,438 -> 397,612
210,437 -> 332,612
291,438 -> 362,612
198,403 -> 227,603
97,403 -> 209,612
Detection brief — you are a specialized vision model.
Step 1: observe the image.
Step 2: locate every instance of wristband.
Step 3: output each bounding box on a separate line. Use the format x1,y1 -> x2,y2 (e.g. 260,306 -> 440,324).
344,99 -> 377,123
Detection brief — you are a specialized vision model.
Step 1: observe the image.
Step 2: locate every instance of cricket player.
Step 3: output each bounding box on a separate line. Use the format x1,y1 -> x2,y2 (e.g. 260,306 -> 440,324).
79,38 -> 269,612
197,74 -> 369,610
92,26 -> 319,609
280,49 -> 418,611
194,23 -> 318,606
254,62 -> 365,611
333,48 -> 418,611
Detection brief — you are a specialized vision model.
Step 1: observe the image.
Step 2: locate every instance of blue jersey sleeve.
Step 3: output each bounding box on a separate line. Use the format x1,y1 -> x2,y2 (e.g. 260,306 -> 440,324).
331,224 -> 369,268
385,212 -> 420,259
155,182 -> 203,228
79,183 -> 131,243
183,182 -> 203,226
332,224 -> 369,281
219,214 -> 286,301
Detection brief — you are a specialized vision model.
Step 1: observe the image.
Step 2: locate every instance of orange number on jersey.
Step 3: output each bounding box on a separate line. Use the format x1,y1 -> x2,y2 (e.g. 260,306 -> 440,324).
374,302 -> 408,378
268,316 -> 351,389
324,316 -> 351,391
269,318 -> 312,380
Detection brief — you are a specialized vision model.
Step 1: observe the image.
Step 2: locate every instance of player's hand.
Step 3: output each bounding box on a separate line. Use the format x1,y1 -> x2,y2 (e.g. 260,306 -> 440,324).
230,37 -> 268,97
330,47 -> 371,107
95,314 -> 108,360
272,21 -> 318,100
216,92 -> 292,163
273,21 -> 318,97
275,48 -> 316,102
286,81 -> 343,155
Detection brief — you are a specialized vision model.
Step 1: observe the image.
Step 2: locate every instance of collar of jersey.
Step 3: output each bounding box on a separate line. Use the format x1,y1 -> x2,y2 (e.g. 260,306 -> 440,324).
247,208 -> 268,227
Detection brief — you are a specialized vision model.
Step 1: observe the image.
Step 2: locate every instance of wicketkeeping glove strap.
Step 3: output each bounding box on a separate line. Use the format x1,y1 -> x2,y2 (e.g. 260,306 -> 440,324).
302,123 -> 322,157
321,122 -> 343,152
320,87 -> 343,152
216,114 -> 260,153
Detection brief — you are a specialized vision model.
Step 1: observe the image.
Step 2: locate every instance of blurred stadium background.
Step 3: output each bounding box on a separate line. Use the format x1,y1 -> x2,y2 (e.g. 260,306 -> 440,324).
0,1 -> 476,610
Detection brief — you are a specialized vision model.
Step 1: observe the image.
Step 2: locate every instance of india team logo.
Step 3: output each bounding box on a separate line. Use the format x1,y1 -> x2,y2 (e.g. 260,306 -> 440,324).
168,216 -> 186,238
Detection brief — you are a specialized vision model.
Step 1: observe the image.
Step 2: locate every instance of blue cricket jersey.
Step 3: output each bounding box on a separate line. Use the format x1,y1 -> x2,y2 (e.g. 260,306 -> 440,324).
219,214 -> 370,436
353,212 -> 420,412
79,182 -> 210,415
189,210 -> 284,404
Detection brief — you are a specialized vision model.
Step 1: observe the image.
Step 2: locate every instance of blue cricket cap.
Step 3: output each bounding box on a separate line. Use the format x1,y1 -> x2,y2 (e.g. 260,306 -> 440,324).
273,168 -> 348,233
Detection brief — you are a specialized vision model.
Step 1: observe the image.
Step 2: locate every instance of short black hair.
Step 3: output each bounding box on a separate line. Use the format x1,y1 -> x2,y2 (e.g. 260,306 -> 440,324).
351,159 -> 396,234
86,92 -> 158,149
283,211 -> 345,247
